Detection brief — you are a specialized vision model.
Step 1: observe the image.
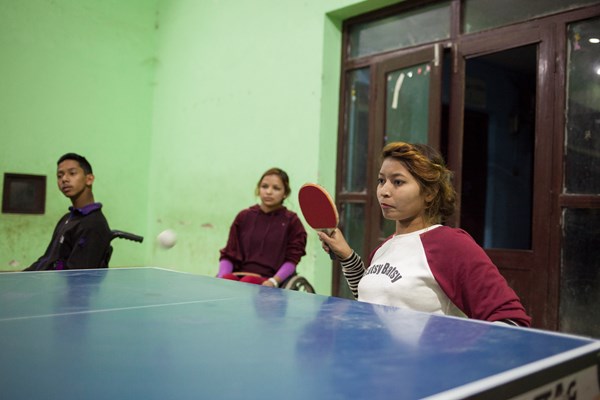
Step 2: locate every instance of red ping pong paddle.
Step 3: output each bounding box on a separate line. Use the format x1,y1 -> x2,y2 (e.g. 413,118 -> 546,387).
298,183 -> 339,259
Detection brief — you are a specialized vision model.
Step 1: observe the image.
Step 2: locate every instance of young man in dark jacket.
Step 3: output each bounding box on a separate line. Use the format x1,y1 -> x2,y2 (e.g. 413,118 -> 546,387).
24,153 -> 111,271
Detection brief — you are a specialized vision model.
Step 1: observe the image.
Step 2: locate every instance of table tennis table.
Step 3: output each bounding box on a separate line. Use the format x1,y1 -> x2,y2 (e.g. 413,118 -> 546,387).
1,267 -> 599,400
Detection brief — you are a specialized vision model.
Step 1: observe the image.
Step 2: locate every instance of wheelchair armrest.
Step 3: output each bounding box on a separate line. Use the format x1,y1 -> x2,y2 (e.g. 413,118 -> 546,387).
111,230 -> 144,243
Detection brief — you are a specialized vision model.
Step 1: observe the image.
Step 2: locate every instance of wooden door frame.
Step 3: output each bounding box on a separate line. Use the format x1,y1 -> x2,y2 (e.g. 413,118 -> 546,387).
547,5 -> 600,330
448,21 -> 556,328
334,3 -> 600,320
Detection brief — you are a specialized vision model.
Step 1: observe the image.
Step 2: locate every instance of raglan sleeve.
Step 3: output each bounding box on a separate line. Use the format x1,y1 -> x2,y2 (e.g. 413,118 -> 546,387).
340,252 -> 366,299
423,228 -> 531,327
219,210 -> 246,265
284,213 -> 307,265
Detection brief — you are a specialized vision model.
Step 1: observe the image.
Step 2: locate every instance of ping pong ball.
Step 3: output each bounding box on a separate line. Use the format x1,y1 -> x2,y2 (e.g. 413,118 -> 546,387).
157,229 -> 177,249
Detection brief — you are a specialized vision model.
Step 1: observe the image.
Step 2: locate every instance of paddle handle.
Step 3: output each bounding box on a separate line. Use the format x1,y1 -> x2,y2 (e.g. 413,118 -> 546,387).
320,228 -> 336,260
327,245 -> 335,260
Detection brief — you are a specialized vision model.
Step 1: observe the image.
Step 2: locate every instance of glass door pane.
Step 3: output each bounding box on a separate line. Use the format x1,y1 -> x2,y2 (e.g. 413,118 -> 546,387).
560,208 -> 600,337
564,17 -> 600,194
374,46 -> 443,243
463,0 -> 600,34
338,203 -> 366,299
384,63 -> 431,144
560,16 -> 600,338
380,61 -> 435,239
342,68 -> 370,193
348,2 -> 450,59
338,68 -> 370,299
462,45 -> 537,249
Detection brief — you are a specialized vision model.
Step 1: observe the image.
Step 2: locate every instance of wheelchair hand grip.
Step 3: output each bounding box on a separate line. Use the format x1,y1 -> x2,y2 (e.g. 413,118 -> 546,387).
111,230 -> 144,243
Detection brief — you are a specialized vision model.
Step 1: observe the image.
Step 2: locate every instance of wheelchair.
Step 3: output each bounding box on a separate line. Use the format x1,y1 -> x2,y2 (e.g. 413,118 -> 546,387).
281,274 -> 315,293
231,272 -> 315,293
105,233 -> 315,293
103,230 -> 144,267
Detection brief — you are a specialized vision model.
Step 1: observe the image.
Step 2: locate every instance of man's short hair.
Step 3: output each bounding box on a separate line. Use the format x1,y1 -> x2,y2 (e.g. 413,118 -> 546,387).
57,153 -> 93,174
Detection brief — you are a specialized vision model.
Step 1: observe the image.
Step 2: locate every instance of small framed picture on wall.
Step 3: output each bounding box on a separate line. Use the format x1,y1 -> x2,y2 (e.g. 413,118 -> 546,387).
2,173 -> 46,214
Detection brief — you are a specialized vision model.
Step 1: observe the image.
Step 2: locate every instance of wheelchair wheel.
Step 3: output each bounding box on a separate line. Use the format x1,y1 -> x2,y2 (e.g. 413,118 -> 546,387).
283,275 -> 315,293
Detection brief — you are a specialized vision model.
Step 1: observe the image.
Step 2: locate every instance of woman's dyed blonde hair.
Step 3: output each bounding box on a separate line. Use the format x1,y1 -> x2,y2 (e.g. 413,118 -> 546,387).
381,142 -> 456,224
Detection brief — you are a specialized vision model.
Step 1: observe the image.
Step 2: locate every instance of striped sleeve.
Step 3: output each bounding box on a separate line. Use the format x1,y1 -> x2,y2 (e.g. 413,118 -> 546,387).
340,251 -> 366,299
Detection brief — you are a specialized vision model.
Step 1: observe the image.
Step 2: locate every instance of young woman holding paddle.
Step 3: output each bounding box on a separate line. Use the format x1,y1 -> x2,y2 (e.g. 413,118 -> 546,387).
318,142 -> 531,326
218,168 -> 307,288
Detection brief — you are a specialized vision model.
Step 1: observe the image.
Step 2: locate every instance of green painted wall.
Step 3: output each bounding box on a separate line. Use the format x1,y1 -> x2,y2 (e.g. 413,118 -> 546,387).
147,0 -> 401,294
1,0 -> 400,294
0,0 -> 157,270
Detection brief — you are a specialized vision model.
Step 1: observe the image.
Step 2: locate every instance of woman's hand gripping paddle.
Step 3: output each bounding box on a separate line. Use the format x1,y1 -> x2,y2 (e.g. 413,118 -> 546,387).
298,184 -> 339,259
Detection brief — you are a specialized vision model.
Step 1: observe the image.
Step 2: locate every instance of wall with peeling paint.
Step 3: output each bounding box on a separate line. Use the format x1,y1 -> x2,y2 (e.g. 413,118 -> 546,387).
0,0 -> 157,271
0,0 -> 400,296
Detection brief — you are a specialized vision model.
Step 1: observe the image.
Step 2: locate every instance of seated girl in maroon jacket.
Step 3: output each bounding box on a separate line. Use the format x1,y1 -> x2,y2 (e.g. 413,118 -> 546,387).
217,168 -> 307,288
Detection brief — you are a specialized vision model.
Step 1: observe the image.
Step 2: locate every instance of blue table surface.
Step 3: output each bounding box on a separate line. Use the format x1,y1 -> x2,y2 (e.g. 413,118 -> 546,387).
1,268 -> 599,400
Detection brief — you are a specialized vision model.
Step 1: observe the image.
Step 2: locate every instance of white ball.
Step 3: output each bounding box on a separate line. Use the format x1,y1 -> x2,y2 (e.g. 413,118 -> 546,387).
157,229 -> 177,249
